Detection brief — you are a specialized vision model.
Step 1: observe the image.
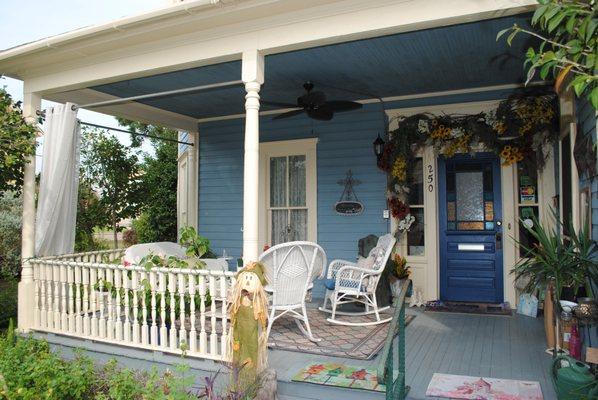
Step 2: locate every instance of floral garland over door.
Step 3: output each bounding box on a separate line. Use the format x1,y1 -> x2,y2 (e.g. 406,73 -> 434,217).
379,94 -> 559,234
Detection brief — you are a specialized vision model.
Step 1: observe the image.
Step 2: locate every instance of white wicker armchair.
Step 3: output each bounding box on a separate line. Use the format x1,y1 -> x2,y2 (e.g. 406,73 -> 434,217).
319,234 -> 396,326
259,241 -> 326,342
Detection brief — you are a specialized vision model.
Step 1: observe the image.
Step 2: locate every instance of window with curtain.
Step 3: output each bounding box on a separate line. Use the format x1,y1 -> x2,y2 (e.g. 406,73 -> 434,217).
269,155 -> 307,245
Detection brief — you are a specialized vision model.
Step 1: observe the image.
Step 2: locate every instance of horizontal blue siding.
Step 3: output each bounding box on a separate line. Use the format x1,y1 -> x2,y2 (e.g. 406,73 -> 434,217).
199,104 -> 389,297
199,88 -> 537,297
576,97 -> 598,241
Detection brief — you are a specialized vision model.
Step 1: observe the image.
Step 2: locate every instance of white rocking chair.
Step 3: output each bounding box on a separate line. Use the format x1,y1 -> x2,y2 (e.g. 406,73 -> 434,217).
259,242 -> 326,342
319,233 -> 396,326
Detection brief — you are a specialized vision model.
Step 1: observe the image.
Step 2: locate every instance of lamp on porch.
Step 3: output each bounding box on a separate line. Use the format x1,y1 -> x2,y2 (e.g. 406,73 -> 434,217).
373,134 -> 385,166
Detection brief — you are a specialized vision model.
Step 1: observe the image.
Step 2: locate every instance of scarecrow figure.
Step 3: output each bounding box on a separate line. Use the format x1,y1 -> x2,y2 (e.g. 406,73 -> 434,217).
227,262 -> 269,386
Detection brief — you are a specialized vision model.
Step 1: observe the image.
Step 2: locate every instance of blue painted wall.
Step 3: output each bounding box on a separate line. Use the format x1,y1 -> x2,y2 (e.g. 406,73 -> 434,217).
198,87 -> 533,297
576,97 -> 598,242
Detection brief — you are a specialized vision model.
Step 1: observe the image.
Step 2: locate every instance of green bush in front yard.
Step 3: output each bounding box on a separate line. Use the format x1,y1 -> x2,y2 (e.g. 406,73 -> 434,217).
0,192 -> 22,280
0,324 -> 259,399
0,280 -> 18,329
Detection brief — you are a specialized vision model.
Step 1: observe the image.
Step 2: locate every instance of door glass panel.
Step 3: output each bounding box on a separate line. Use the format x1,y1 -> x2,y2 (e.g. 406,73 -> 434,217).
446,161 -> 495,231
407,208 -> 425,255
290,209 -> 308,241
456,171 -> 484,222
271,209 -> 288,245
270,157 -> 287,207
289,155 -> 306,207
408,158 -> 424,205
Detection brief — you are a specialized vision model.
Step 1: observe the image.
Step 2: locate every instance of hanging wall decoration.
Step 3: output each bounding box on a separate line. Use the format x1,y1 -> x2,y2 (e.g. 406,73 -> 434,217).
335,170 -> 364,215
378,94 -> 559,229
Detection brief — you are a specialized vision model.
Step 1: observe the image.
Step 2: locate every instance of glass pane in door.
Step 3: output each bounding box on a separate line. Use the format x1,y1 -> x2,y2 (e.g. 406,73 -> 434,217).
271,209 -> 288,245
290,209 -> 307,241
270,157 -> 287,207
289,155 -> 306,207
456,171 -> 484,222
447,162 -> 495,231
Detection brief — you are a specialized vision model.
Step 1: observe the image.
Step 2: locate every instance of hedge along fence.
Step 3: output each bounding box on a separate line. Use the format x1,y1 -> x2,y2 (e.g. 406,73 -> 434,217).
0,320 -> 265,400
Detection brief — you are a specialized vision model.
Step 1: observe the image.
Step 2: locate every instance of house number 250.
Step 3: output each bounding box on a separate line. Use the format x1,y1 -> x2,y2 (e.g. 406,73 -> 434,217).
427,164 -> 434,192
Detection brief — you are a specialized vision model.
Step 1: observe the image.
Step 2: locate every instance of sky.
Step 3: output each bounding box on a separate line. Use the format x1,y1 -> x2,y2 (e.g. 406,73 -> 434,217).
1,0 -> 168,168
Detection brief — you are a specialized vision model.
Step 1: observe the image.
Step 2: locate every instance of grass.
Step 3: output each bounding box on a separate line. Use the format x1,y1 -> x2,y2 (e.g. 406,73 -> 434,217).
0,280 -> 18,330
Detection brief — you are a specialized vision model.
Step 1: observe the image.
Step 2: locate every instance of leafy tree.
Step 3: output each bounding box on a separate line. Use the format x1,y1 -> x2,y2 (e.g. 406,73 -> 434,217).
0,85 -> 38,196
498,0 -> 598,109
75,177 -> 109,252
0,192 -> 22,279
117,118 -> 179,243
80,128 -> 145,248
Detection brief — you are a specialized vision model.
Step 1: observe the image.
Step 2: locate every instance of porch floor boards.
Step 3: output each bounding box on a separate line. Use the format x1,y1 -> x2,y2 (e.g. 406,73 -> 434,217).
271,308 -> 557,400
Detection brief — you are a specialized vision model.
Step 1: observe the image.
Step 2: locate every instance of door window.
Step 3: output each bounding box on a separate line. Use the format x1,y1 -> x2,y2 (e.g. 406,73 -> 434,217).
446,162 -> 495,231
269,155 -> 308,245
407,158 -> 425,255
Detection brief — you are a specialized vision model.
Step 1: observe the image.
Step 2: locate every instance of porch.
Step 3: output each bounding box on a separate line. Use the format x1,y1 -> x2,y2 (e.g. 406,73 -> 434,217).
1,1 -> 583,398
32,294 -> 557,399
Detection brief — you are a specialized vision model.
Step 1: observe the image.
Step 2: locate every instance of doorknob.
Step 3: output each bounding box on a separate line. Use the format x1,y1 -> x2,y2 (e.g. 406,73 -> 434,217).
495,231 -> 502,250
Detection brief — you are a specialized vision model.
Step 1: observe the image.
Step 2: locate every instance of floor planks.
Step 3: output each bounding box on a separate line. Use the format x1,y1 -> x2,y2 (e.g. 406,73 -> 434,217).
271,308 -> 557,399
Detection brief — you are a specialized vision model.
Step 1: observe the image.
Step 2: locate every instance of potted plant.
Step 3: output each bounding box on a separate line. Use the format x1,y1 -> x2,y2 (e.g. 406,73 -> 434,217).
512,211 -> 596,351
388,253 -> 411,299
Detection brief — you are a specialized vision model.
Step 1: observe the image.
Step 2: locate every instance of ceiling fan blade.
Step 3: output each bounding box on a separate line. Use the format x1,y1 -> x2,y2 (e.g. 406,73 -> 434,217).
261,100 -> 299,108
272,109 -> 306,120
325,100 -> 363,112
307,106 -> 334,121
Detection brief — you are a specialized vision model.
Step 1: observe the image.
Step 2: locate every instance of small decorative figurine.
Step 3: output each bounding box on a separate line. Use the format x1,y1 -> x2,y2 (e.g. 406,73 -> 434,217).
227,262 -> 269,386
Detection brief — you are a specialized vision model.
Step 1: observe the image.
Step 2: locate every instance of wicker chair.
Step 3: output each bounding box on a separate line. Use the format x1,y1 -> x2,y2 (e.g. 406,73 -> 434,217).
259,242 -> 326,342
319,233 -> 396,326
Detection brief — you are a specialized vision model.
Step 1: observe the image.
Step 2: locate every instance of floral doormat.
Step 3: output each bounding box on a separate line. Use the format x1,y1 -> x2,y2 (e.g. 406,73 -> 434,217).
426,373 -> 543,400
269,308 -> 414,360
292,362 -> 393,392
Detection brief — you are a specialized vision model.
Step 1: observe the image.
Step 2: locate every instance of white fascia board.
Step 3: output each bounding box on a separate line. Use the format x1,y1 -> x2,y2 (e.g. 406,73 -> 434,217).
12,0 -> 535,95
47,88 -> 199,132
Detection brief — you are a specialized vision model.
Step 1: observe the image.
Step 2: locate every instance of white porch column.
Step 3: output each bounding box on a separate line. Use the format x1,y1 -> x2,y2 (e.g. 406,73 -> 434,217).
241,50 -> 264,263
18,91 -> 41,332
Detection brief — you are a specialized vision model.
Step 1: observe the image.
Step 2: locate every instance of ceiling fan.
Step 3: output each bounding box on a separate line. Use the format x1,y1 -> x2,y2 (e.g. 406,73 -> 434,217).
262,81 -> 363,121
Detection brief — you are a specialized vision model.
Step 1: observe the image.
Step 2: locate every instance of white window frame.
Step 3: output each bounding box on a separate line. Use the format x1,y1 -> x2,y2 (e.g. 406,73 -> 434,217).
258,138 -> 318,248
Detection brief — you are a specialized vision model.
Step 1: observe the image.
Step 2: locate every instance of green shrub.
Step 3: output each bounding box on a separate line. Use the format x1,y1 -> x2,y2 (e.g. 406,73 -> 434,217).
0,192 -> 22,280
0,281 -> 17,329
0,326 -> 257,399
0,322 -> 95,399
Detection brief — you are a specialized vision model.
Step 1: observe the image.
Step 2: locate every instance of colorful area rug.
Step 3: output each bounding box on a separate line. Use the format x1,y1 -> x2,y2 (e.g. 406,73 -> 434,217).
292,362 -> 392,392
426,373 -> 543,400
269,308 -> 414,360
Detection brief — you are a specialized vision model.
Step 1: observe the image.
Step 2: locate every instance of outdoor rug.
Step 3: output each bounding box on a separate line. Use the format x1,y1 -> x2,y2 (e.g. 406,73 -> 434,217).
292,362 -> 394,392
425,301 -> 512,316
269,308 -> 414,360
426,373 -> 543,400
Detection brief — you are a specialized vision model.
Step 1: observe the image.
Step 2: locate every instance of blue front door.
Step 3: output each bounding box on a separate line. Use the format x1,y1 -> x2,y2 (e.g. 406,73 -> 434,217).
438,153 -> 503,303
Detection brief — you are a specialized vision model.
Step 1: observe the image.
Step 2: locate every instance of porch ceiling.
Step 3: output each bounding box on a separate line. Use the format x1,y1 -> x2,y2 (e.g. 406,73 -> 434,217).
90,13 -> 536,121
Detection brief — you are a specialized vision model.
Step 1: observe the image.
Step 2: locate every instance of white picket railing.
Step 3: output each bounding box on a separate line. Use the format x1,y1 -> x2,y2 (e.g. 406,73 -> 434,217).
30,250 -> 235,361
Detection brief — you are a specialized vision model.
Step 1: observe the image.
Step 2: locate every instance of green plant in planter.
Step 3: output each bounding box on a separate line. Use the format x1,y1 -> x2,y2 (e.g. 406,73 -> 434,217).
179,226 -> 216,258
391,254 -> 411,280
511,212 -> 595,301
94,253 -> 213,327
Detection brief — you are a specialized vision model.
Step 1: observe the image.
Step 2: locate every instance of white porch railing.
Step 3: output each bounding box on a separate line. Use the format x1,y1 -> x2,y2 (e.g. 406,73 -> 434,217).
30,250 -> 235,361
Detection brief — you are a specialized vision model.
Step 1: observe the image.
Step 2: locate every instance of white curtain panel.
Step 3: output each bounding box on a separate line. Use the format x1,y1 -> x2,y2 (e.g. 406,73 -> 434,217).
35,103 -> 80,256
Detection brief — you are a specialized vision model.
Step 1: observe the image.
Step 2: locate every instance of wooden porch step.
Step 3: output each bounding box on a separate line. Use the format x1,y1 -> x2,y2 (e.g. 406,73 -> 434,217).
277,379 -> 386,400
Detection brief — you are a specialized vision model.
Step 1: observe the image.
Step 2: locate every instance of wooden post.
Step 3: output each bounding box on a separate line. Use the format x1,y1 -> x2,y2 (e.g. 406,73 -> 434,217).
241,50 -> 264,264
18,91 -> 41,332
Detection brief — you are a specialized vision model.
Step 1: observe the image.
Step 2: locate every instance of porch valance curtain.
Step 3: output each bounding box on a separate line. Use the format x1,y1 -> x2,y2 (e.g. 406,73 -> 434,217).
35,103 -> 80,256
